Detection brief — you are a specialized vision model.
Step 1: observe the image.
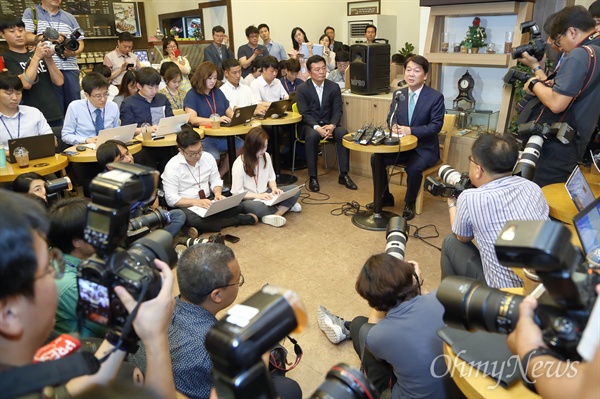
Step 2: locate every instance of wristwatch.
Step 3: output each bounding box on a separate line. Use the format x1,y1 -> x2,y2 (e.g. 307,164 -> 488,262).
520,346 -> 554,393
528,78 -> 541,92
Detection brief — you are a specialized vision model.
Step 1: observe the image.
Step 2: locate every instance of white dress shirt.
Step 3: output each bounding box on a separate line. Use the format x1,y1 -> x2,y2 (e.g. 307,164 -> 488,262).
250,76 -> 289,102
220,80 -> 259,110
0,105 -> 53,147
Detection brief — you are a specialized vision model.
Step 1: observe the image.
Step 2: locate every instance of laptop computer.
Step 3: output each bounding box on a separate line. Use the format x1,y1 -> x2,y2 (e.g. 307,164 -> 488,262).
132,50 -> 149,63
8,134 -> 56,163
573,196 -> 600,256
94,124 -> 138,148
187,191 -> 247,218
221,105 -> 257,127
154,114 -> 190,137
263,100 -> 290,118
253,185 -> 303,206
565,166 -> 595,212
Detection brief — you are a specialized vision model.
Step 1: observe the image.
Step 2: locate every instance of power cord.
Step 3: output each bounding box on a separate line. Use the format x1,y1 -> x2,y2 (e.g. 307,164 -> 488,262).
407,223 -> 441,251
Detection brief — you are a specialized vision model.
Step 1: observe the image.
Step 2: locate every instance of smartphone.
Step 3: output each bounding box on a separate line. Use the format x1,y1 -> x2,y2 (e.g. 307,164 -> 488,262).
173,48 -> 181,57
0,56 -> 5,71
224,234 -> 240,243
126,63 -> 134,69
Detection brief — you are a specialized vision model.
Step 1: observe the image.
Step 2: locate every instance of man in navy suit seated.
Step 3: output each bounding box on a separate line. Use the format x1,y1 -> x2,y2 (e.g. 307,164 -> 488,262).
370,55 -> 445,220
296,55 -> 357,192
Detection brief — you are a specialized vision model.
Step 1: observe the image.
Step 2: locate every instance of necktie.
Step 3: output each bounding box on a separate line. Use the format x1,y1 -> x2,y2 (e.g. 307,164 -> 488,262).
408,92 -> 416,125
94,108 -> 104,133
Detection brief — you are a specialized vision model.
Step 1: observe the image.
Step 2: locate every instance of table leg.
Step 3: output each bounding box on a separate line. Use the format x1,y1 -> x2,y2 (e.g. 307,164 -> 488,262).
352,152 -> 397,231
272,125 -> 297,185
227,135 -> 237,180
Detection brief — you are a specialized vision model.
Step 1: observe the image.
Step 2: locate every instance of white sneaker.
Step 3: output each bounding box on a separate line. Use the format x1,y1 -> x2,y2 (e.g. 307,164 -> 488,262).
261,214 -> 286,227
289,202 -> 302,212
317,306 -> 350,344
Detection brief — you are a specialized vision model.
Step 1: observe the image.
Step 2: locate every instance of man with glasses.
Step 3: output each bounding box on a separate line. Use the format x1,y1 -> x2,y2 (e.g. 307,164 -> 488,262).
238,25 -> 268,78
326,50 -> 350,86
203,25 -> 235,70
61,72 -> 120,145
103,32 -> 141,86
161,127 -> 258,233
0,189 -> 178,398
440,133 -> 549,289
520,6 -> 600,186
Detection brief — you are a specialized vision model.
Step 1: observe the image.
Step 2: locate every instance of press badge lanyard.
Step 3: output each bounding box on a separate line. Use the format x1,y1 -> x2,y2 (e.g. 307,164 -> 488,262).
40,4 -> 62,33
0,113 -> 21,139
167,89 -> 183,109
204,90 -> 217,115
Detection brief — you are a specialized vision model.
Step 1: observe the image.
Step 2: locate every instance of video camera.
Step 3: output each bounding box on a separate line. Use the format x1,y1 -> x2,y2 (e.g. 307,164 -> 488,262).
512,21 -> 546,61
77,163 -> 176,331
424,165 -> 472,199
207,285 -> 376,399
437,220 -> 598,360
42,27 -> 83,59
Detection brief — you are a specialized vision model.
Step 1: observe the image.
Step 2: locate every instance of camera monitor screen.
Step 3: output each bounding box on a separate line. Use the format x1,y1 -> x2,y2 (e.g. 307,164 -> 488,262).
565,166 -> 595,212
78,278 -> 110,325
573,196 -> 600,256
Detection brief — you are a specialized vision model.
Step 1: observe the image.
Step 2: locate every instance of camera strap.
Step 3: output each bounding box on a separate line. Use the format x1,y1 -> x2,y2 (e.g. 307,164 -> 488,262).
0,352 -> 100,399
268,335 -> 303,374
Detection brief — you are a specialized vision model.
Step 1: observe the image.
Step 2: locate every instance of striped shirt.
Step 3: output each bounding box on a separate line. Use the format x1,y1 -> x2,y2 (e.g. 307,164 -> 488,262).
453,176 -> 549,288
23,5 -> 83,71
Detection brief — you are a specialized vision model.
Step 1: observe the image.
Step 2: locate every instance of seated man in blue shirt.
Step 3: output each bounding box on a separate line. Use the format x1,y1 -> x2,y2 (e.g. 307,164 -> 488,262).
280,59 -> 303,94
61,72 -> 120,145
121,67 -> 173,135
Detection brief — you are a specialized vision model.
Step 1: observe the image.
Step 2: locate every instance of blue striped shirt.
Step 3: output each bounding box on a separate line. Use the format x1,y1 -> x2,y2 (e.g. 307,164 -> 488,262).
453,176 -> 549,288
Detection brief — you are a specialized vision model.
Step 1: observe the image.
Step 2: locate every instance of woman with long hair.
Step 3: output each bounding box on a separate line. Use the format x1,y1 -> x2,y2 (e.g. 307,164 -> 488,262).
288,27 -> 312,81
184,61 -> 241,176
160,37 -> 191,93
231,127 -> 301,227
113,70 -> 137,108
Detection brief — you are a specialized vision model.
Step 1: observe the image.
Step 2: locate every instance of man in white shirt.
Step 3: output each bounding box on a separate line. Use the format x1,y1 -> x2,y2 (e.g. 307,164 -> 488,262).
250,56 -> 289,105
219,58 -> 259,111
258,23 -> 287,61
0,72 -> 53,149
103,32 -> 141,86
161,127 -> 258,233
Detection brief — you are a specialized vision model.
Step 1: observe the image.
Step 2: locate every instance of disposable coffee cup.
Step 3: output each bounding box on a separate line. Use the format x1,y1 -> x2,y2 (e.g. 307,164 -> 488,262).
142,129 -> 153,141
210,113 -> 220,129
13,147 -> 29,168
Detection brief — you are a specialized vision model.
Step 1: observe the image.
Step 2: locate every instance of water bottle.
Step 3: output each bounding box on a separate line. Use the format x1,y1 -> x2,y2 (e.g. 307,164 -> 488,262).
0,144 -> 6,168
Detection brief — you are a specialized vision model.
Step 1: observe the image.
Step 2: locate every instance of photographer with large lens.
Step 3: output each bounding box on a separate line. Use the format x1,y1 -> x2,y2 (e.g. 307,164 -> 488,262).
517,6 -> 600,187
441,133 -> 549,288
317,250 -> 463,398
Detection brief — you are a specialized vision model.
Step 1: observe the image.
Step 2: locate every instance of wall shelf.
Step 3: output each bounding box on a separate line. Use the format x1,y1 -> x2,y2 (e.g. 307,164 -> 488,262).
424,53 -> 510,66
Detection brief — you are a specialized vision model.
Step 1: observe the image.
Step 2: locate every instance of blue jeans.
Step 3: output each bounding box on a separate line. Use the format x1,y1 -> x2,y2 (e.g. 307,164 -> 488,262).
55,69 -> 81,114
163,208 -> 186,237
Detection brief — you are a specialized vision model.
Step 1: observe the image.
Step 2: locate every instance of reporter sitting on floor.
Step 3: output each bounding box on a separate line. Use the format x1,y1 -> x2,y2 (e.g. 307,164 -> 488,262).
317,254 -> 463,399
231,127 -> 301,228
0,189 -> 177,398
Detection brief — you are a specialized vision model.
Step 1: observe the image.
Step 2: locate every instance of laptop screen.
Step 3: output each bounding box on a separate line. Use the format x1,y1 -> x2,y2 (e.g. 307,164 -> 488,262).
133,50 -> 149,62
565,166 -> 595,211
573,197 -> 600,255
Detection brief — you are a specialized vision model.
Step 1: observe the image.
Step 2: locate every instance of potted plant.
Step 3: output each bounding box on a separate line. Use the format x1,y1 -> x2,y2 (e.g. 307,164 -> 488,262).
462,17 -> 487,53
169,26 -> 182,38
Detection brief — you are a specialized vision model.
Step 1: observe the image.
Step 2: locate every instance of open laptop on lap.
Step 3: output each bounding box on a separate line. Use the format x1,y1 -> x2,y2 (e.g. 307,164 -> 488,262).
253,185 -> 303,206
8,134 -> 56,163
187,191 -> 246,218
221,105 -> 257,127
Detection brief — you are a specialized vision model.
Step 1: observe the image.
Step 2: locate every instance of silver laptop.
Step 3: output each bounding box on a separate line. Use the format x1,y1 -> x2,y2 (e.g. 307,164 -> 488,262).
155,114 -> 190,137
187,191 -> 246,218
95,123 -> 138,148
221,105 -> 257,127
565,166 -> 595,212
254,185 -> 303,206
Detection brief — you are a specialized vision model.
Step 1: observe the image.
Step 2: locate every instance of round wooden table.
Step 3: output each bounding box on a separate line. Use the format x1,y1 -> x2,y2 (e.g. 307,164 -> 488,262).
136,128 -> 204,148
64,143 -> 142,163
0,154 -> 69,183
260,112 -> 302,184
542,178 -> 600,224
203,121 -> 261,179
343,133 -> 418,230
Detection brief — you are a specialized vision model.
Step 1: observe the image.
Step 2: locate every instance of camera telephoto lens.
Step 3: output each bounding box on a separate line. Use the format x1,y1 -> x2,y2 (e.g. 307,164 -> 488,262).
385,216 -> 408,261
309,363 -> 377,399
45,176 -> 72,195
129,208 -> 172,231
439,165 -> 462,186
436,276 -> 523,334
513,135 -> 544,181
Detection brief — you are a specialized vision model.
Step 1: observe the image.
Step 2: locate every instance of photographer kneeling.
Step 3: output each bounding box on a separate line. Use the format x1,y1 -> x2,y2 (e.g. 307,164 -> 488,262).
441,133 -> 549,288
318,253 -> 463,399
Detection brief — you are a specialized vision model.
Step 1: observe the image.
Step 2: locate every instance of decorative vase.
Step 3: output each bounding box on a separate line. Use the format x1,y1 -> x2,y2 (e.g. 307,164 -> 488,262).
460,46 -> 468,53
469,47 -> 480,54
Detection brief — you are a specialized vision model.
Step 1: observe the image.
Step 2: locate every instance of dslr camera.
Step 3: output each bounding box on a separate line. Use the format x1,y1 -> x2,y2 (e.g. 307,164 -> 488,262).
512,21 -> 546,61
437,220 -> 598,360
77,163 -> 176,331
424,165 -> 472,199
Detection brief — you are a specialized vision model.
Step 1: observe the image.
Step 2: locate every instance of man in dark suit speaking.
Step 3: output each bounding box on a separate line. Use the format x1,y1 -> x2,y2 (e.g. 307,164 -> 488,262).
297,55 -> 357,192
371,55 -> 445,220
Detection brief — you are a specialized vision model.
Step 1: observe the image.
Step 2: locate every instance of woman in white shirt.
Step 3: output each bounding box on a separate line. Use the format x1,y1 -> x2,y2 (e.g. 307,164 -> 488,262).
319,34 -> 336,72
231,127 -> 301,227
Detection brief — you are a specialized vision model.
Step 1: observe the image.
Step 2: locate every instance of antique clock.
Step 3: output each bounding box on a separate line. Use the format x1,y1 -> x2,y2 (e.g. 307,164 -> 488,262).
453,70 -> 476,111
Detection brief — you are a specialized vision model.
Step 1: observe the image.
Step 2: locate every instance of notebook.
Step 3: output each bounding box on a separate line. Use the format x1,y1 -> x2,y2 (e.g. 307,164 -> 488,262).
565,166 -> 595,211
263,100 -> 290,118
188,191 -> 246,218
253,185 -> 303,206
572,196 -> 600,255
154,113 -> 190,137
8,134 -> 56,163
221,105 -> 257,127
94,124 -> 138,148
301,43 -> 323,57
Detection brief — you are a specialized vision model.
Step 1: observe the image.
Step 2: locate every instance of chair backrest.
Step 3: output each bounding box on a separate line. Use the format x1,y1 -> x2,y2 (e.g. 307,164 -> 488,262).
440,113 -> 457,164
173,109 -> 186,116
292,102 -> 298,114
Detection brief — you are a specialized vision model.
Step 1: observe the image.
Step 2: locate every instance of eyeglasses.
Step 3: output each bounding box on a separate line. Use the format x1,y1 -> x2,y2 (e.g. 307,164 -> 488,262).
553,29 -> 568,47
89,92 -> 110,99
166,45 -> 178,49
199,273 -> 244,297
468,155 -> 479,166
184,148 -> 203,157
35,247 -> 65,280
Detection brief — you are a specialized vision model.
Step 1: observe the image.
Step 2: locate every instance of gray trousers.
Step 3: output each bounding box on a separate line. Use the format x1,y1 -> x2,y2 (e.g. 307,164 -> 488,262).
239,185 -> 300,218
440,234 -> 486,283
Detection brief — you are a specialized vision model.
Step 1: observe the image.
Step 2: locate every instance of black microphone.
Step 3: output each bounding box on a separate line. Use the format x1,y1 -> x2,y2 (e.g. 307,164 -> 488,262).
385,90 -> 402,146
43,27 -> 60,41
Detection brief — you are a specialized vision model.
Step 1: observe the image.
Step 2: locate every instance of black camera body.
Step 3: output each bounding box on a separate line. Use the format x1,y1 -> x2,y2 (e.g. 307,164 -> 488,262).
437,221 -> 597,360
512,21 -> 546,61
518,120 -> 576,144
45,29 -> 82,59
77,163 -> 176,331
425,165 -> 472,199
502,68 -> 532,85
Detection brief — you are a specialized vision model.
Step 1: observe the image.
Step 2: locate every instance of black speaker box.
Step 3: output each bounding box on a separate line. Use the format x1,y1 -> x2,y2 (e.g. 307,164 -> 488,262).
349,43 -> 391,95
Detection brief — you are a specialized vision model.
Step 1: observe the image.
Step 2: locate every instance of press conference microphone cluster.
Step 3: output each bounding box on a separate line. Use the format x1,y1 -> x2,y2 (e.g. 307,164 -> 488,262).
385,90 -> 404,146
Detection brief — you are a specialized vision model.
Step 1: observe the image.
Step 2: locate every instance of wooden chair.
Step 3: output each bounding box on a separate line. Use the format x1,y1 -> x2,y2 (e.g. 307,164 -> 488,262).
387,113 -> 457,215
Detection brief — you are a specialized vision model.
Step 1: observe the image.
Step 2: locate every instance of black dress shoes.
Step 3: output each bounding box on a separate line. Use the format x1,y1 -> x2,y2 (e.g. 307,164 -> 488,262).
402,202 -> 416,221
366,193 -> 394,210
309,177 -> 320,192
338,175 -> 357,190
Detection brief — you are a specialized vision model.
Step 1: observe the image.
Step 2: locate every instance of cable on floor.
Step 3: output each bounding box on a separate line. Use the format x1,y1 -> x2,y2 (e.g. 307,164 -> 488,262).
407,223 -> 442,252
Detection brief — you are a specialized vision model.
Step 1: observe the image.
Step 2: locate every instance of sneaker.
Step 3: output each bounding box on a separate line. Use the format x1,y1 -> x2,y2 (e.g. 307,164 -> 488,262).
261,214 -> 286,227
289,202 -> 302,213
183,226 -> 199,239
236,213 -> 258,226
317,306 -> 350,344
175,244 -> 187,258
